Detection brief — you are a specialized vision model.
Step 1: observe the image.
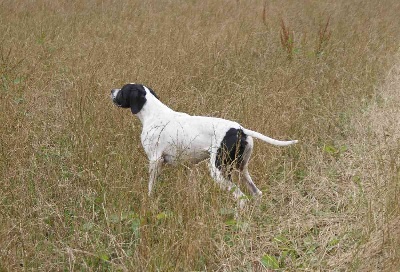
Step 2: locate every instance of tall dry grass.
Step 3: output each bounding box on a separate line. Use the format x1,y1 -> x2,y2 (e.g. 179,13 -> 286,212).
1,0 -> 400,270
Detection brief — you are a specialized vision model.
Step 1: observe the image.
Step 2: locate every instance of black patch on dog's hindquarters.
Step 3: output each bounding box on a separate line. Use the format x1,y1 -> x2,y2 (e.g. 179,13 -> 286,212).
216,128 -> 247,172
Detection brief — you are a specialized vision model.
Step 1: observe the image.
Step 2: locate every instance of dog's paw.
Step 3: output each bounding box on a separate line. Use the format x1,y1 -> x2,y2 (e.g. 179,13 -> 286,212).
238,198 -> 248,210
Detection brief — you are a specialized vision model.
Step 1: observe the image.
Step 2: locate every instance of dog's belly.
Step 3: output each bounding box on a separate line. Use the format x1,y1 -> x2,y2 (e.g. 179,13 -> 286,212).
187,149 -> 210,164
163,147 -> 210,164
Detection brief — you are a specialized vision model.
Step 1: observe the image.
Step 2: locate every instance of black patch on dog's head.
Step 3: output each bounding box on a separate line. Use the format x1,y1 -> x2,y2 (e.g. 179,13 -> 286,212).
114,84 -> 147,114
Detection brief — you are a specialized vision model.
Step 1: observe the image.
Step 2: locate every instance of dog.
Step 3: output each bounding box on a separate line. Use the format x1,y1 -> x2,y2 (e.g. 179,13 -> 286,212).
111,83 -> 298,208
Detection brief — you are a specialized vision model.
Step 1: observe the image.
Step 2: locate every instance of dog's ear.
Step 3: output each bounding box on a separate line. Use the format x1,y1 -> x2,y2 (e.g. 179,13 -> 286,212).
130,86 -> 147,114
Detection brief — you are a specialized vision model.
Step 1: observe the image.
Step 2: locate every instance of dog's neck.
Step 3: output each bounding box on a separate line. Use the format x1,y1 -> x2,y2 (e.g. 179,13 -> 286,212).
136,90 -> 174,126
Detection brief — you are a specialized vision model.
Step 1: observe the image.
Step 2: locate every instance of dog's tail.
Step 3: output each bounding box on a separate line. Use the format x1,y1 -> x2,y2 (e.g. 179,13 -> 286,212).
242,128 -> 298,146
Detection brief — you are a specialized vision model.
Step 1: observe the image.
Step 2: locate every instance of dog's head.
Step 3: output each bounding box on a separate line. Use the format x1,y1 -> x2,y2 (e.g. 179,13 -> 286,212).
111,83 -> 158,114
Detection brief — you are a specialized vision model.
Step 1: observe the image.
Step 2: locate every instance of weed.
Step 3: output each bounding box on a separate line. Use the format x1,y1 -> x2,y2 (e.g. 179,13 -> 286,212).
316,16 -> 332,57
280,18 -> 295,60
262,0 -> 268,26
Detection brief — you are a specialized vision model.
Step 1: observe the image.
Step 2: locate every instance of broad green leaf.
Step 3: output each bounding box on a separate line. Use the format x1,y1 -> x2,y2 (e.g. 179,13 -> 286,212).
261,254 -> 279,269
98,253 -> 109,262
225,219 -> 237,226
323,144 -> 337,154
156,212 -> 168,220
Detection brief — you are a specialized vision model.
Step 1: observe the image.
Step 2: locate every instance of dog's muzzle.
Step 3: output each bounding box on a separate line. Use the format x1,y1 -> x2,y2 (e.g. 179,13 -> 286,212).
111,89 -> 121,107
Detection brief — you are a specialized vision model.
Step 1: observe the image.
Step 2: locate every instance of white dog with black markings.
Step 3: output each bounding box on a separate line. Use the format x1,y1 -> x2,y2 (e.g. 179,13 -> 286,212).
111,83 -> 298,208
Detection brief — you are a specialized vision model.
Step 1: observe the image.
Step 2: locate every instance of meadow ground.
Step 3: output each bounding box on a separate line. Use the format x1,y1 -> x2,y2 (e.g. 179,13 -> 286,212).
1,0 -> 400,270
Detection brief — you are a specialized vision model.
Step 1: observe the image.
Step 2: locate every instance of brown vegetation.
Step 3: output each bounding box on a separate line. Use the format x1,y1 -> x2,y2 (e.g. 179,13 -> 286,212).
1,0 -> 399,270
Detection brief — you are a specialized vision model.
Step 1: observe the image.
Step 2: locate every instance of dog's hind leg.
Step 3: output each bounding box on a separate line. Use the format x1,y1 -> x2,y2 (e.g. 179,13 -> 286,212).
209,153 -> 247,209
238,136 -> 262,197
240,168 -> 262,197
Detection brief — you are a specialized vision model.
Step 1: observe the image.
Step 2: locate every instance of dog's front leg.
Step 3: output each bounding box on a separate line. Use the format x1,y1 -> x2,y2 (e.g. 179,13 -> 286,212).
148,158 -> 163,196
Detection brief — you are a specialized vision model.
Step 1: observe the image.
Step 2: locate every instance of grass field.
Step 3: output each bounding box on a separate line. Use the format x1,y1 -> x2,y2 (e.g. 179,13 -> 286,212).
1,0 -> 400,270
